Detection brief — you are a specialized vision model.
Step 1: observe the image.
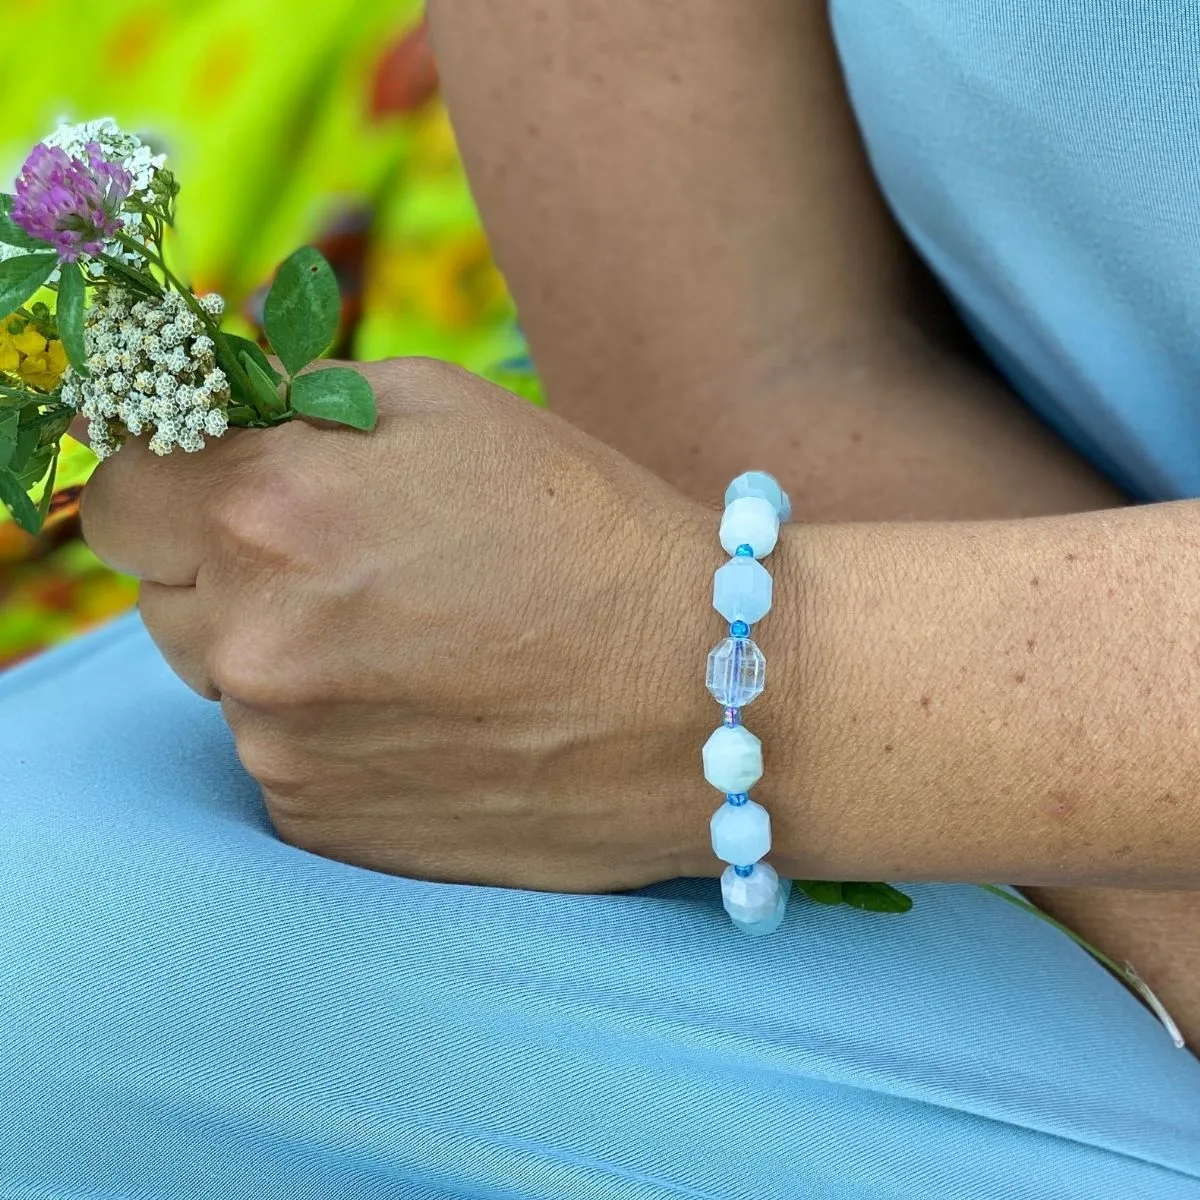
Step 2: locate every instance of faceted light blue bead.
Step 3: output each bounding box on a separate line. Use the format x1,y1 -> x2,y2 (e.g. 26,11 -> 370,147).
721,498 -> 780,559
730,878 -> 791,936
710,797 -> 771,864
706,637 -> 766,707
702,725 -> 763,793
712,557 -> 772,624
720,861 -> 784,924
725,471 -> 792,523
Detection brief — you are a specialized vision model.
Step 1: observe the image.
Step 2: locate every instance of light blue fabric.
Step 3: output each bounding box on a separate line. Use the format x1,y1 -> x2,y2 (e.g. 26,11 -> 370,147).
1,615 -> 1198,1197
831,0 -> 1200,502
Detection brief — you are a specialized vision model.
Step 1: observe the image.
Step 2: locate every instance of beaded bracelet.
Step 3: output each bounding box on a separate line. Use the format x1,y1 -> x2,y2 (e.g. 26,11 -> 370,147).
704,472 -> 792,936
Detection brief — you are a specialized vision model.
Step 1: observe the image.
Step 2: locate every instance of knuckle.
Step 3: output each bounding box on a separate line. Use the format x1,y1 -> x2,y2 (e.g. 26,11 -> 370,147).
205,471 -> 306,564
209,627 -> 316,710
78,465 -> 119,561
231,725 -> 301,792
383,355 -> 472,415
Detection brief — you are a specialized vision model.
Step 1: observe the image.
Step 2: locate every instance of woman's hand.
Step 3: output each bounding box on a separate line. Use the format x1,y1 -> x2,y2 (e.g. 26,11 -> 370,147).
81,359 -> 722,891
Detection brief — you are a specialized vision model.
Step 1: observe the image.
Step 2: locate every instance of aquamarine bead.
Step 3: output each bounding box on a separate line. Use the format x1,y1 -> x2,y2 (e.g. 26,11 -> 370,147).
729,876 -> 791,936
720,496 -> 780,558
702,725 -> 763,793
712,557 -> 772,624
720,861 -> 785,924
710,797 -> 771,865
706,636 -> 766,707
724,471 -> 792,523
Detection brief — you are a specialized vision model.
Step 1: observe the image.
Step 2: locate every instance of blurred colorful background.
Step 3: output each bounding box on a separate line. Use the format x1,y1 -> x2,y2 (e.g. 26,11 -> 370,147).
0,0 -> 537,670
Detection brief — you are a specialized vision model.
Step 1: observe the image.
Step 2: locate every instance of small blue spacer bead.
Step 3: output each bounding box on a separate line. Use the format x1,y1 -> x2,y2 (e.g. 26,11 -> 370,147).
723,706 -> 740,727
730,620 -> 750,638
734,864 -> 755,877
735,543 -> 754,557
726,793 -> 749,807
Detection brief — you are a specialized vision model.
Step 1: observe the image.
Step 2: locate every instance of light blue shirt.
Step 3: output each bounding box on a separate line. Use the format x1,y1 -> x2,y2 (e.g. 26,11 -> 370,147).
832,0 -> 1200,501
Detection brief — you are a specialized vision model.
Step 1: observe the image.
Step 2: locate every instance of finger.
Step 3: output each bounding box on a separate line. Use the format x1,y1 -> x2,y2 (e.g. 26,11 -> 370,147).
138,580 -> 220,699
68,414 -> 90,446
80,426 -> 258,584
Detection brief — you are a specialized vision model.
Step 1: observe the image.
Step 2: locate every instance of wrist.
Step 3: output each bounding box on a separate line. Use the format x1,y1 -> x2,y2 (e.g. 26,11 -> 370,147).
748,519 -> 877,884
648,491 -> 822,884
649,498 -> 730,879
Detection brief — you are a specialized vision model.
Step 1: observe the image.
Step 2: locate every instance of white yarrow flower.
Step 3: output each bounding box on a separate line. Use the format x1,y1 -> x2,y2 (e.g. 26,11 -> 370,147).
66,287 -> 231,458
43,117 -> 165,203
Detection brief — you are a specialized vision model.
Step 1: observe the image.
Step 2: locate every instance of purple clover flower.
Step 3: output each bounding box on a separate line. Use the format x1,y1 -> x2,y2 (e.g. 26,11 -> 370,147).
12,142 -> 133,263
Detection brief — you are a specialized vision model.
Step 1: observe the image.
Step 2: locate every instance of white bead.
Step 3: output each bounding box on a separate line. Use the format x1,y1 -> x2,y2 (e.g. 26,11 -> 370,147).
719,496 -> 779,558
725,471 -> 792,523
710,799 -> 771,864
721,862 -> 785,924
702,725 -> 763,793
712,557 -> 773,624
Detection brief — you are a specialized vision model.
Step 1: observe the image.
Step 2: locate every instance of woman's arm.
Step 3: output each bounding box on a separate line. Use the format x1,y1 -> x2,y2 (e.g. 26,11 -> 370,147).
428,0 -> 1198,961
756,507 -> 1200,888
426,0 -> 1118,522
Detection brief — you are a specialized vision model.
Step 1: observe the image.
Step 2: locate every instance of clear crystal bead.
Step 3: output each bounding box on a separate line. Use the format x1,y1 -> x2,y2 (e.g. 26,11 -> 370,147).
712,557 -> 772,624
706,637 -> 766,707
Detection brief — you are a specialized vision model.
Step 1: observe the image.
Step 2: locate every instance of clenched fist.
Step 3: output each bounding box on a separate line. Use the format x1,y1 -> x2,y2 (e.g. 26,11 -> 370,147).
82,358 -> 735,891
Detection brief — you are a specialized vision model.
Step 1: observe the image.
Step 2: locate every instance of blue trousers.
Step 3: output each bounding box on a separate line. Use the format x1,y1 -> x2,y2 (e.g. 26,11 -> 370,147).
0,614 -> 1197,1198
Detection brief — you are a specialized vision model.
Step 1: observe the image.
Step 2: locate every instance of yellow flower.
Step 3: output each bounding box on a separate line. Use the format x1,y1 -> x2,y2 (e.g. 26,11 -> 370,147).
0,314 -> 69,391
19,339 -> 67,390
0,319 -> 22,374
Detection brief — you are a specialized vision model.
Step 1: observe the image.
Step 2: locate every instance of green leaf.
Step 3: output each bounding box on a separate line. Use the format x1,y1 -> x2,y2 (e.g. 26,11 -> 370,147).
35,450 -> 58,525
8,418 -> 41,478
16,446 -> 54,491
793,880 -> 845,906
0,195 -> 51,251
240,350 -> 285,416
0,252 -> 58,317
262,246 -> 341,377
0,466 -> 42,534
225,334 -> 282,385
56,260 -> 88,375
95,253 -> 157,297
840,882 -> 914,914
289,367 -> 377,431
0,409 -> 17,468
0,384 -> 41,405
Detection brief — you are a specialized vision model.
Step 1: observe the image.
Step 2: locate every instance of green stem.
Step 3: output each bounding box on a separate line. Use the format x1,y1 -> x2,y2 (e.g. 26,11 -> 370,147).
977,883 -> 1185,1048
95,252 -> 159,298
112,234 -> 261,413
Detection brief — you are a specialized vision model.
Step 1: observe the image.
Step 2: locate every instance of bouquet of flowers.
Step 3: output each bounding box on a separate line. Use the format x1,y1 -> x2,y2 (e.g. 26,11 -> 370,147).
0,118 -> 376,536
